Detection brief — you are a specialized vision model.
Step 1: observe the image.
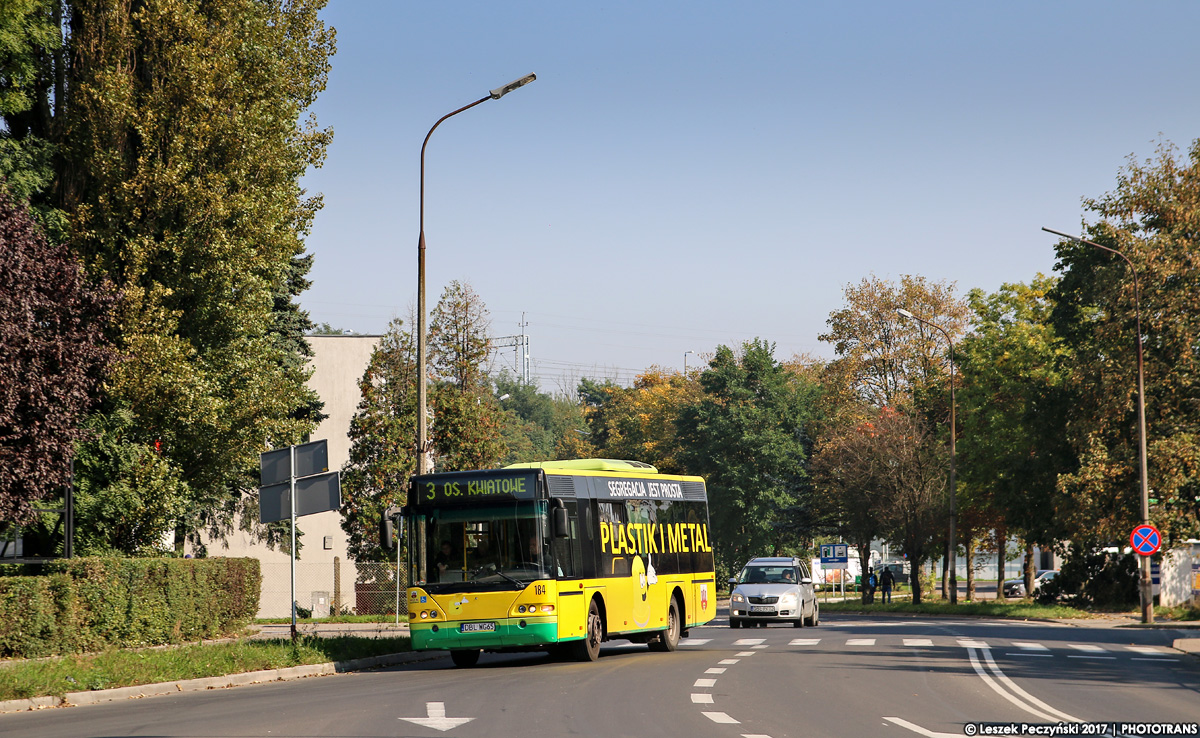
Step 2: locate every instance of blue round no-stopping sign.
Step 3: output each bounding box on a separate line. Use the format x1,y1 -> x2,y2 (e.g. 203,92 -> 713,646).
1129,524 -> 1161,556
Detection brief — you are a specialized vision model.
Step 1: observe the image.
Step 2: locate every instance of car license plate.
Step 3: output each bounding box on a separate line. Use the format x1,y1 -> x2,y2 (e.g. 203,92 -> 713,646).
460,622 -> 496,633
750,606 -> 775,613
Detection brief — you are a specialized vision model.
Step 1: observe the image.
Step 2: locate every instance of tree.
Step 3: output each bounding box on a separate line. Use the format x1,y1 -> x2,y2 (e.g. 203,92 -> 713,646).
0,187 -> 113,524
819,274 -> 968,410
428,281 -> 504,471
340,319 -> 417,561
956,276 -> 1074,593
3,0 -> 337,553
1050,139 -> 1200,544
678,339 -> 822,578
494,372 -> 587,465
812,407 -> 947,603
581,367 -> 702,474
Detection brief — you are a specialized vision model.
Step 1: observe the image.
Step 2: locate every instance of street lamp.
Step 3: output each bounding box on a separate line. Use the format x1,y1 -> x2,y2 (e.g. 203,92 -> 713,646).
416,74 -> 536,475
896,307 -> 958,605
684,350 -> 696,374
1043,226 -> 1153,624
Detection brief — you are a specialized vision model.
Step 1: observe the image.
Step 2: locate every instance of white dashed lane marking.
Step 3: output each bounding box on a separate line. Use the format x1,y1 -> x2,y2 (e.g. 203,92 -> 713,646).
719,658 -> 740,665
702,712 -> 740,724
705,667 -> 726,674
694,678 -> 717,688
691,693 -> 714,704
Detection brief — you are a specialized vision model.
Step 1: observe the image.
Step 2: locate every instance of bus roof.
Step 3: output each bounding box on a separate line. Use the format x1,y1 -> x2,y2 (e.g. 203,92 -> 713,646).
504,459 -> 659,473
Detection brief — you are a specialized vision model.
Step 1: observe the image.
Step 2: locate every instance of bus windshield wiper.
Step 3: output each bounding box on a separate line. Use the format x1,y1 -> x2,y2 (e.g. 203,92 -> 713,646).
494,569 -> 524,588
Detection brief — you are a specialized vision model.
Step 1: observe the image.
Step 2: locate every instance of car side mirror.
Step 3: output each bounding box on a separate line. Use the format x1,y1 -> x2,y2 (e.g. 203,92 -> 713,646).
727,578 -> 738,589
800,577 -> 812,585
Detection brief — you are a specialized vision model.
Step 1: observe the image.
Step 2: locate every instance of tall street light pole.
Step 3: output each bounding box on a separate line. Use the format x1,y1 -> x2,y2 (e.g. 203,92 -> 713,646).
684,350 -> 696,375
1043,227 -> 1153,624
896,308 -> 958,605
416,74 -> 536,476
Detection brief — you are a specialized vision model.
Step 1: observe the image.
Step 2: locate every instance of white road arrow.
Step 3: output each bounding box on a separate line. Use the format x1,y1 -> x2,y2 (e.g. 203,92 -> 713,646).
399,701 -> 475,732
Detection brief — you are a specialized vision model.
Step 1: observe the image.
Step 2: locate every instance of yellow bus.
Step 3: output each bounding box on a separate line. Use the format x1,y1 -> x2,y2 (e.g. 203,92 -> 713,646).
400,459 -> 716,666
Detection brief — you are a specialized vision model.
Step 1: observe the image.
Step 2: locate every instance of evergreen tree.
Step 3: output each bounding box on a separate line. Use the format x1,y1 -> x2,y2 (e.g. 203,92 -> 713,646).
340,319 -> 417,561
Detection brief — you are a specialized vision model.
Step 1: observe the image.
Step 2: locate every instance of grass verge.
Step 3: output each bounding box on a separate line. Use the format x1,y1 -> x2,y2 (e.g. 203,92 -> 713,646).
0,636 -> 410,702
819,599 -> 1093,619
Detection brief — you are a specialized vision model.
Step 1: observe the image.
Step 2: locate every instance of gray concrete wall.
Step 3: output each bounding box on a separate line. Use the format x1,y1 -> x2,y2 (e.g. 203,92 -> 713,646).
190,334 -> 383,617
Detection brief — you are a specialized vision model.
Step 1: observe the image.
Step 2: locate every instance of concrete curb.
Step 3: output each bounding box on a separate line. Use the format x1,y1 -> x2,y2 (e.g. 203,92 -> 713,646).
1173,638 -> 1200,656
0,650 -> 443,715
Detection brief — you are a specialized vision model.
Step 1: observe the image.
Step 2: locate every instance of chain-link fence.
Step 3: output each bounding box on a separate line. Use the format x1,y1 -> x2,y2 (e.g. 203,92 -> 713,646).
259,558 -> 408,618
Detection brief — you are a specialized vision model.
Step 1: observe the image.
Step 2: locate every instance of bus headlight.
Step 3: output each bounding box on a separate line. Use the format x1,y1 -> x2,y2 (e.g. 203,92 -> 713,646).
420,611 -> 428,619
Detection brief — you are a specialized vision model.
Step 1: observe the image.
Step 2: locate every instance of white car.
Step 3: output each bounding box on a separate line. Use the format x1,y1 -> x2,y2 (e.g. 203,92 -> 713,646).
728,557 -> 820,628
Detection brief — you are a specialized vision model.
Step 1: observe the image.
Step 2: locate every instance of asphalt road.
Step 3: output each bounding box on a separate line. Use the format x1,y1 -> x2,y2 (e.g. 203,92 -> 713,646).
3,610 -> 1197,738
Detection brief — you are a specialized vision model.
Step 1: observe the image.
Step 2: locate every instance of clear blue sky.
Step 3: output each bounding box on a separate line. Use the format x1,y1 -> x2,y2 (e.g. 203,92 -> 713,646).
300,1 -> 1200,391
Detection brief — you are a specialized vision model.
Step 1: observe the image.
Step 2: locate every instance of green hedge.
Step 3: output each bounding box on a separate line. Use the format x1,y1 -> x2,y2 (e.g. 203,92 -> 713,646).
0,557 -> 260,659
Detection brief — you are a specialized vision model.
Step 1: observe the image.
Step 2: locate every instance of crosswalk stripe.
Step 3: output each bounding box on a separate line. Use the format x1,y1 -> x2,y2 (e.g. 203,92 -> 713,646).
719,658 -> 741,665
958,639 -> 989,648
702,712 -> 740,724
694,678 -> 717,688
846,638 -> 876,646
734,638 -> 766,645
1126,645 -> 1168,654
680,638 -> 711,646
1068,644 -> 1106,652
1012,642 -> 1049,651
789,638 -> 820,645
736,651 -> 756,656
904,638 -> 933,647
691,693 -> 714,704
706,668 -> 726,674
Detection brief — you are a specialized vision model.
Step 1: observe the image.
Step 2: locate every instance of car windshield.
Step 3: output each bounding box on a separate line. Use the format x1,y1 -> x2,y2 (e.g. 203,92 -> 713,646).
736,566 -> 797,584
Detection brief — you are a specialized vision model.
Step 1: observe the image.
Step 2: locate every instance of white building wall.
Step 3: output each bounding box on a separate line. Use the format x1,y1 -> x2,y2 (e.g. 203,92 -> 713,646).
190,335 -> 382,617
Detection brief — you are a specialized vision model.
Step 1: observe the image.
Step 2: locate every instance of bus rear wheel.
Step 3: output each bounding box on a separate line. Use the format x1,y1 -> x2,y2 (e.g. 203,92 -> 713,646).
649,597 -> 681,652
571,599 -> 603,662
450,649 -> 480,668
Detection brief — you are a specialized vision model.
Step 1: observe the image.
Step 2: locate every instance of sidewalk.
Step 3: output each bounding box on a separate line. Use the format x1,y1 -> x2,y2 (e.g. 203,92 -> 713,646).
250,620 -> 410,640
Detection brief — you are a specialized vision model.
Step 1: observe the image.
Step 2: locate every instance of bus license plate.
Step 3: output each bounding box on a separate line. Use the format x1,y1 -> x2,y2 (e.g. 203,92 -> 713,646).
460,622 -> 496,633
750,606 -> 775,613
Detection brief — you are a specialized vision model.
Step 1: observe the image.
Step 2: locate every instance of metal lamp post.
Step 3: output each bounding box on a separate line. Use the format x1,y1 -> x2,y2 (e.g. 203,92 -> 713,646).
684,350 -> 696,374
1043,227 -> 1153,624
416,74 -> 536,475
896,307 -> 958,605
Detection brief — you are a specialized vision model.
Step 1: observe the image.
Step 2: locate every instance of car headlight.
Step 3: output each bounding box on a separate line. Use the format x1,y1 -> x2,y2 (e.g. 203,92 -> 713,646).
731,593 -> 744,603
778,594 -> 797,607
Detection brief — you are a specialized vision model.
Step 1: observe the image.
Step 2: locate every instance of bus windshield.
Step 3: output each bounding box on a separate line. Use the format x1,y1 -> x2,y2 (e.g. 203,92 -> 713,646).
414,500 -> 549,593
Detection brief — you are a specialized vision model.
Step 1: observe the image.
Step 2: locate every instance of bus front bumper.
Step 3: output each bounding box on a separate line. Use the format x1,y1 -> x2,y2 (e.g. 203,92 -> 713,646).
410,617 -> 562,651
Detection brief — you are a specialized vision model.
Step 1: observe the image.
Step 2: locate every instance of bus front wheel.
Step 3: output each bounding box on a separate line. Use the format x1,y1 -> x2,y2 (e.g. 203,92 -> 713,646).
450,649 -> 481,668
649,597 -> 681,652
571,599 -> 603,662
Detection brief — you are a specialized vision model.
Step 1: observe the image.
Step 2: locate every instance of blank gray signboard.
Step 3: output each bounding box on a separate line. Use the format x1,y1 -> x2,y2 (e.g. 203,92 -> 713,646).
259,440 -> 329,487
258,471 -> 341,524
